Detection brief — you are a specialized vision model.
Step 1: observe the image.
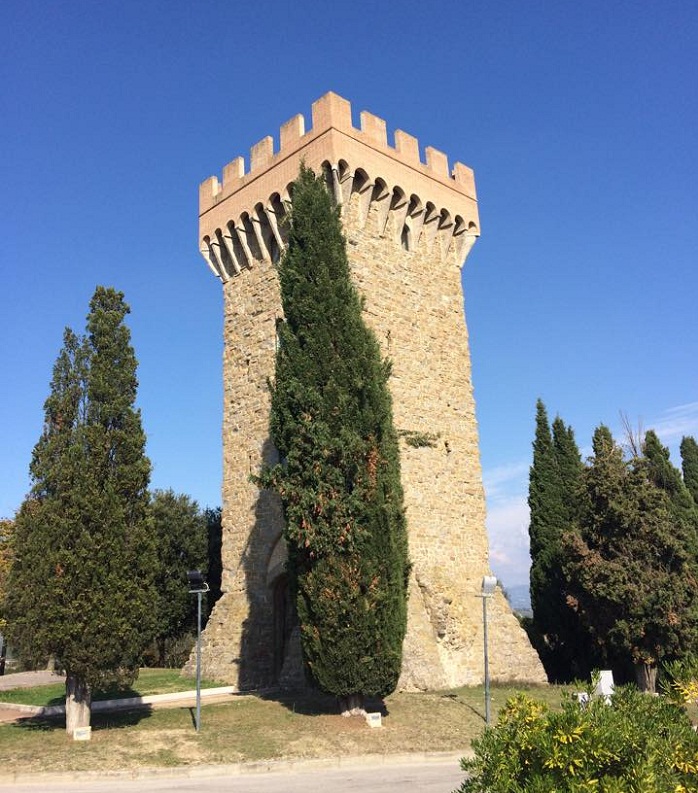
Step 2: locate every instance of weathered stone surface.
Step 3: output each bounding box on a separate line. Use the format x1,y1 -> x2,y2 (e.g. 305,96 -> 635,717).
188,92 -> 546,689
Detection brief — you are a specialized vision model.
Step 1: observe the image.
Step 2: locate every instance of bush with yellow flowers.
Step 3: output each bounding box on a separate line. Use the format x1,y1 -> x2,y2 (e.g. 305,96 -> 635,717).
457,685 -> 698,793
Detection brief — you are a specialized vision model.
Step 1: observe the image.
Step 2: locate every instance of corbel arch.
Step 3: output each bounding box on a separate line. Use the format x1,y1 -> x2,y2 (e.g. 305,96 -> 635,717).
267,192 -> 288,251
201,235 -> 226,281
238,212 -> 260,265
389,186 -> 409,245
422,201 -> 440,252
452,217 -> 479,267
437,208 -> 454,260
254,202 -> 281,264
351,168 -> 373,228
407,193 -> 425,247
226,220 -> 249,271
214,227 -> 236,279
371,177 -> 391,236
337,159 -> 354,206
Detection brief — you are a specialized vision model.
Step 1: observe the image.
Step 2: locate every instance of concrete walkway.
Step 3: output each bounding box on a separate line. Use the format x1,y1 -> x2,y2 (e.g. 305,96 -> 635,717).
0,670 -> 65,690
0,671 -> 66,722
0,670 -> 237,724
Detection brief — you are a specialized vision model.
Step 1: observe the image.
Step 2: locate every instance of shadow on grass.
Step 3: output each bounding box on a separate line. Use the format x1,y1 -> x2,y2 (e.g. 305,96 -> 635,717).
254,686 -> 389,718
440,692 -> 485,722
12,704 -> 154,732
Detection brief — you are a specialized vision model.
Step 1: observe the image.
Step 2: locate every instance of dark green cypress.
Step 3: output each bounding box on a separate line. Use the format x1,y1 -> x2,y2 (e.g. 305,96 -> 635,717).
528,401 -> 595,681
5,288 -> 156,731
258,166 -> 409,709
643,430 -> 698,556
562,425 -> 698,691
680,436 -> 698,505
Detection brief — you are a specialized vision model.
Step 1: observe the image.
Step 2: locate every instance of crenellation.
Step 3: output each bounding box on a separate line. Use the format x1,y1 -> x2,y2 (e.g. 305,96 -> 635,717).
311,90 -> 352,132
425,147 -> 450,179
199,92 -> 479,217
394,130 -> 420,164
250,136 -> 274,171
359,110 -> 388,146
280,113 -> 305,148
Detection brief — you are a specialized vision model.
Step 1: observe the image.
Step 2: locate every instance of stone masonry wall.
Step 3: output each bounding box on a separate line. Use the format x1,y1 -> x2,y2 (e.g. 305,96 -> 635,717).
191,92 -> 546,688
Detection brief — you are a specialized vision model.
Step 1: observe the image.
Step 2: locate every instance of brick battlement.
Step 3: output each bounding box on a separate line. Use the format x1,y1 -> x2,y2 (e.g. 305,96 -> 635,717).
200,92 -> 476,215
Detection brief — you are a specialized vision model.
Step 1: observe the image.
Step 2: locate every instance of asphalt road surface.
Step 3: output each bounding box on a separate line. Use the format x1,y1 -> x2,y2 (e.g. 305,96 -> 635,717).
0,759 -> 466,793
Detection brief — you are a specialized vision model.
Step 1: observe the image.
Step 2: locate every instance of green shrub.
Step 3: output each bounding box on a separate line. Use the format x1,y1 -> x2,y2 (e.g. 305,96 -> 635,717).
142,633 -> 195,669
457,686 -> 698,793
661,656 -> 698,709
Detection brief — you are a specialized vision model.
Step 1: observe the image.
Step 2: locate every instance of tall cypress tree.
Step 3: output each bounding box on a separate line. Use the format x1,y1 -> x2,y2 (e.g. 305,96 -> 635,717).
680,436 -> 698,505
528,401 -> 593,681
259,166 -> 409,714
643,430 -> 698,557
528,400 -> 559,673
5,288 -> 155,733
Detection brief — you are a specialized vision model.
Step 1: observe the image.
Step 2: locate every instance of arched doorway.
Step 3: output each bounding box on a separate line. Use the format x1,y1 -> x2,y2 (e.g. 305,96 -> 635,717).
272,573 -> 295,680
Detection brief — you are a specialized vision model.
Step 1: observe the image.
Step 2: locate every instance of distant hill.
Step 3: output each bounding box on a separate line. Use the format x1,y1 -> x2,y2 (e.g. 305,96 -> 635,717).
503,584 -> 532,616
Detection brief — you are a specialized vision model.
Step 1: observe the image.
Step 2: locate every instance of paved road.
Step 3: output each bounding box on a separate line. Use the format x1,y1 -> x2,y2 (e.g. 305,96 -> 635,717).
0,759 -> 466,792
0,670 -> 65,691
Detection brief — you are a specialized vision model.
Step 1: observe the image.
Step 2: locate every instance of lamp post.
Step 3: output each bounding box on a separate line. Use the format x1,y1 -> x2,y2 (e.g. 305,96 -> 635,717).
187,570 -> 209,733
480,575 -> 497,725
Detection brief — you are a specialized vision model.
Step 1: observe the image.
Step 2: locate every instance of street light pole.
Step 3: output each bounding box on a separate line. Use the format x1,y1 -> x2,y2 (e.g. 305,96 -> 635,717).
480,575 -> 497,726
187,570 -> 209,733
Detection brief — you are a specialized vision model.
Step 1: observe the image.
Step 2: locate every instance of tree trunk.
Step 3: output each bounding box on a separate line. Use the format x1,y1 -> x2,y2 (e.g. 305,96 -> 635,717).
339,693 -> 366,717
634,661 -> 657,693
157,637 -> 166,667
65,673 -> 91,734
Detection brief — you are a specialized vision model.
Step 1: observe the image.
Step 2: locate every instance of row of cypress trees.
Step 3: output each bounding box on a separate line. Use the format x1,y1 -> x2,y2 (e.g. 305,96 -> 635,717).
528,399 -> 698,690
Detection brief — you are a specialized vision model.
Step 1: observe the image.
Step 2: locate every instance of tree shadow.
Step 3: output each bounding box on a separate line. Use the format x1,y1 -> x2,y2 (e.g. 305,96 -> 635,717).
253,686 -> 389,718
11,704 -> 153,732
237,437 -> 288,691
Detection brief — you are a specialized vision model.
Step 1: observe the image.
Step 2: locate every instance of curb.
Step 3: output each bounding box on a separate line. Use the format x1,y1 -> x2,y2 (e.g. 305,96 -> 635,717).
0,686 -> 238,718
0,750 -> 473,786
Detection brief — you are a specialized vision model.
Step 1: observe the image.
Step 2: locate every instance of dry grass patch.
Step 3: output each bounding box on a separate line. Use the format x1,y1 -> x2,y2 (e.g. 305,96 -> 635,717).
0,683 -> 564,776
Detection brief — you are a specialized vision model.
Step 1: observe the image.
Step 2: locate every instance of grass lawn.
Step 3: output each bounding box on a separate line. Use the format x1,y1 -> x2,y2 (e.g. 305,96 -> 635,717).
1,677 -> 694,777
0,680 -> 561,775
0,668 -> 222,707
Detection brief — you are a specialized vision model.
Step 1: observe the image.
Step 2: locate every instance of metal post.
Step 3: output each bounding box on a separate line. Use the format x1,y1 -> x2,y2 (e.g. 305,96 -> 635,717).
196,590 -> 202,733
480,575 -> 496,726
483,594 -> 490,725
187,570 -> 208,734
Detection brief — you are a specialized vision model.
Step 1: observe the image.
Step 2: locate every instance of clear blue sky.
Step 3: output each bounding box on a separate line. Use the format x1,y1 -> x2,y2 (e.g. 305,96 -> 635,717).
2,1 -> 696,588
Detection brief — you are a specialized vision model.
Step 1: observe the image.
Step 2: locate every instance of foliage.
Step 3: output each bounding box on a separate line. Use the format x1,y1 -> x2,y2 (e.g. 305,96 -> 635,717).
4,287 -> 156,700
142,632 -> 196,669
661,656 -> 698,709
0,518 -> 14,634
397,429 -> 441,448
528,401 -> 597,682
644,430 -> 698,556
458,686 -> 698,793
149,489 -> 207,665
562,426 -> 698,691
205,506 -> 223,613
256,165 -> 410,701
681,436 -> 698,506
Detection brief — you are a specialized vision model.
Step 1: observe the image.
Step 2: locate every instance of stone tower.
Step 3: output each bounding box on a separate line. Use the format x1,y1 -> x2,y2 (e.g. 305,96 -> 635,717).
196,92 -> 545,690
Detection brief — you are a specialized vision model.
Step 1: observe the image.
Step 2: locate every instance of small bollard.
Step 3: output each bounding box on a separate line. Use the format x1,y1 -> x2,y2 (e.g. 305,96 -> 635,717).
365,712 -> 382,728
